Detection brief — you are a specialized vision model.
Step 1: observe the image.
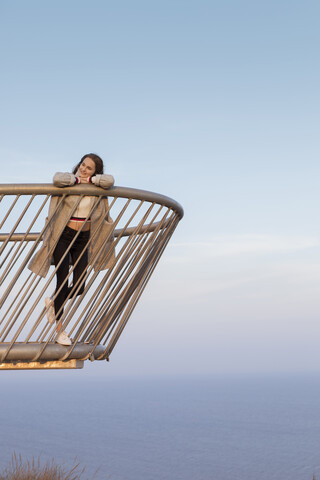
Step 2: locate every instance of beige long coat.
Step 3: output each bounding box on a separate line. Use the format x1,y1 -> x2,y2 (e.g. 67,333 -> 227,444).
28,172 -> 115,278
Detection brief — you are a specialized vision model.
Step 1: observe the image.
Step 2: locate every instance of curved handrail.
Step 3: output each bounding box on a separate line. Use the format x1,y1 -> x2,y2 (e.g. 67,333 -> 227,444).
0,184 -> 184,219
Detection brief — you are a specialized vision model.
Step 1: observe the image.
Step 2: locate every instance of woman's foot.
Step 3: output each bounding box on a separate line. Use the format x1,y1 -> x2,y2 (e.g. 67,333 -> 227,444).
55,330 -> 72,346
45,297 -> 55,324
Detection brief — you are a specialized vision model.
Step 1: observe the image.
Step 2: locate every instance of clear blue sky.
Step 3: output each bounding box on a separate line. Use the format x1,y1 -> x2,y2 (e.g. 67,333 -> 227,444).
1,0 -> 320,377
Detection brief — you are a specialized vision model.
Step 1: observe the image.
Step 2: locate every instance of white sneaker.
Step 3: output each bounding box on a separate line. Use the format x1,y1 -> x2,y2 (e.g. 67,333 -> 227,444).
45,297 -> 55,324
55,330 -> 72,346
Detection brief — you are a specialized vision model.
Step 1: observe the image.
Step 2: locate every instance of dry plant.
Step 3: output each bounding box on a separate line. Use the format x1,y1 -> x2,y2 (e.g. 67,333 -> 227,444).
0,453 -> 90,480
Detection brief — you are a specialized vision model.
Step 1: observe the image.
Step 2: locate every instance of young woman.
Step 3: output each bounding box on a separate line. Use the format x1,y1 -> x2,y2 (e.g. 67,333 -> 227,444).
28,153 -> 115,345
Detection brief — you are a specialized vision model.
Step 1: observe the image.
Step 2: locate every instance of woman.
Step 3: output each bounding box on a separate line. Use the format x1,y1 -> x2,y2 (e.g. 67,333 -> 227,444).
28,153 -> 115,346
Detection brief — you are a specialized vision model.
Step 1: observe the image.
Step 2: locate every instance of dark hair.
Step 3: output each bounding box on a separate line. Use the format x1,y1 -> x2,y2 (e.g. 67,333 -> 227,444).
72,153 -> 104,175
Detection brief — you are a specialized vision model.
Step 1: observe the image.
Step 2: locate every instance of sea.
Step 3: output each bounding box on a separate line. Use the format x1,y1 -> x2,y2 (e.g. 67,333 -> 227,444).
1,372 -> 320,480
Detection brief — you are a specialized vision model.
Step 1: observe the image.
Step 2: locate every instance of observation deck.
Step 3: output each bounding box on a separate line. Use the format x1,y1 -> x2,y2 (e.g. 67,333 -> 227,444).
0,183 -> 183,369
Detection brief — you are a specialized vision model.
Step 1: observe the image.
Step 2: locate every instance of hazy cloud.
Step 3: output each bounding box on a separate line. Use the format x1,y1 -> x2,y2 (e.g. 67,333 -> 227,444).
169,234 -> 320,261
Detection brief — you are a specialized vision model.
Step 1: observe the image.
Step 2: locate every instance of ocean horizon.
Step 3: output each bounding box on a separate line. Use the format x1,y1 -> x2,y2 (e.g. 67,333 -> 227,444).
1,372 -> 320,479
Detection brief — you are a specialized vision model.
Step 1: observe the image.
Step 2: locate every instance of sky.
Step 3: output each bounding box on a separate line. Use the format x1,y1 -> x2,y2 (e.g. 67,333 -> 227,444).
0,0 -> 320,377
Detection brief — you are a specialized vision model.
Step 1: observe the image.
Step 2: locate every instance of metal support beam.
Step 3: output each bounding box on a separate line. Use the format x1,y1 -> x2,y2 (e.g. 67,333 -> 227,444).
0,360 -> 84,370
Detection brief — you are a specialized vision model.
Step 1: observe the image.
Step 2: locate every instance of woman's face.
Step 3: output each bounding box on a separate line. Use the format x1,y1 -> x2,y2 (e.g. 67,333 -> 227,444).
77,157 -> 96,180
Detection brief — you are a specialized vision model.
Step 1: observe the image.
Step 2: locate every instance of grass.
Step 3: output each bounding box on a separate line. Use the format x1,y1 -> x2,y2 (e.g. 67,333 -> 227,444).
0,454 -> 95,480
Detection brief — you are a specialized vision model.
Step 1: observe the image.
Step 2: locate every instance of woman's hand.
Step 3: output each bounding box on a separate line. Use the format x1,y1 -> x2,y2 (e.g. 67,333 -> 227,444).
73,174 -> 114,188
79,176 -> 90,184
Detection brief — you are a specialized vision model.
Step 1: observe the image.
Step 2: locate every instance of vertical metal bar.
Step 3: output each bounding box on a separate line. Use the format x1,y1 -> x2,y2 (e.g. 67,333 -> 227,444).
0,195 -> 63,310
90,209 -> 174,348
0,195 -> 20,230
30,195 -> 122,360
105,214 -> 180,356
52,197 -> 137,360
0,195 -> 92,360
73,202 -> 163,344
0,195 -> 50,286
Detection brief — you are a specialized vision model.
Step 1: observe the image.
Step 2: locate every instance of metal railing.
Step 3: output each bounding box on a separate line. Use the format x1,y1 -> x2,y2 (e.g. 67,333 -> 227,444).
0,183 -> 183,369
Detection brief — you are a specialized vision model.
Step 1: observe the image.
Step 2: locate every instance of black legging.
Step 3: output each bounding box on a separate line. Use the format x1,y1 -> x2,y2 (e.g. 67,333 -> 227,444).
53,225 -> 90,321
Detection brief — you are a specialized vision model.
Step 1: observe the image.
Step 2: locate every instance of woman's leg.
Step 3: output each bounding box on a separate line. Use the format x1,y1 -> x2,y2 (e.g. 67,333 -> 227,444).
53,227 -> 74,321
51,228 -> 90,346
69,230 -> 90,297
